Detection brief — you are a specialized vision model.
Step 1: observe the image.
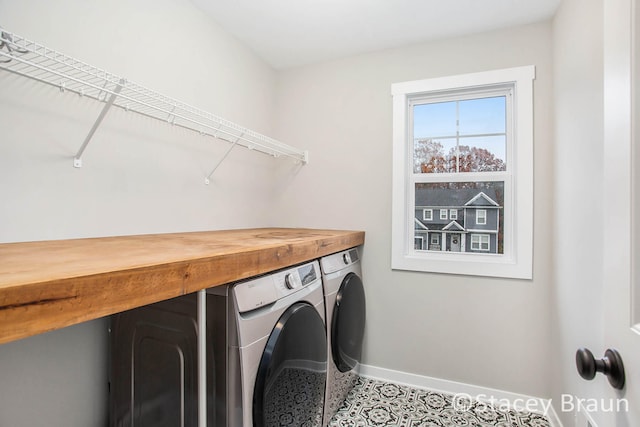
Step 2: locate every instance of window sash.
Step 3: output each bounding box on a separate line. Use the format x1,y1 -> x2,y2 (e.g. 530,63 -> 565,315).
409,86 -> 512,176
408,84 -> 512,258
476,210 -> 487,225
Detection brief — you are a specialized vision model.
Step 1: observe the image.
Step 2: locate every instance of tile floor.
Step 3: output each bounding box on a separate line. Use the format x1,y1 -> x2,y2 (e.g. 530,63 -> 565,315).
328,377 -> 552,427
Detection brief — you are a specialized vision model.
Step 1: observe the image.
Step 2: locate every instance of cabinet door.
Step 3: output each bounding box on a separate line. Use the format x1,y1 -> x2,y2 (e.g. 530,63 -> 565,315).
110,295 -> 198,427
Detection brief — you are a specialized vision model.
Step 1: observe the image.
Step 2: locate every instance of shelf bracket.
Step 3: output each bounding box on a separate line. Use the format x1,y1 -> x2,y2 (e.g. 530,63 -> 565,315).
73,79 -> 125,168
204,134 -> 243,185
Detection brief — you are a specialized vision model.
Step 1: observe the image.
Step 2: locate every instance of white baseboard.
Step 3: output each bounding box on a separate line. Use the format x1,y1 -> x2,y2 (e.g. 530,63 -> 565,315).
358,364 -> 563,427
575,401 -> 599,427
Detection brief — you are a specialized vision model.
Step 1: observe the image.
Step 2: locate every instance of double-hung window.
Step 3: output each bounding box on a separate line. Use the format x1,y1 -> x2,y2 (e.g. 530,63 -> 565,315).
470,234 -> 491,251
391,66 -> 534,279
476,210 -> 487,225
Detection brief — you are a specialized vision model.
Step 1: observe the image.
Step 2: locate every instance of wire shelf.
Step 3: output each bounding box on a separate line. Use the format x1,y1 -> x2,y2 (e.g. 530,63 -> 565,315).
0,28 -> 308,180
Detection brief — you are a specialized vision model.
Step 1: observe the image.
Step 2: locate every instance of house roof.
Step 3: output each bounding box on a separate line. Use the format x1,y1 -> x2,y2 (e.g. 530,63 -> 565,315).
443,220 -> 465,231
415,187 -> 500,207
465,191 -> 500,207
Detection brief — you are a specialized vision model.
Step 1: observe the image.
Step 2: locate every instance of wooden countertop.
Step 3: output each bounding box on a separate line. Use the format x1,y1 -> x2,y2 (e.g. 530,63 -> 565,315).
0,228 -> 365,345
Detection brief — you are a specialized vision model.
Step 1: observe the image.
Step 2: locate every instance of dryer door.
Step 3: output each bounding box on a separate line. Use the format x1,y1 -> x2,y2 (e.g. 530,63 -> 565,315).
253,302 -> 327,427
332,273 -> 366,372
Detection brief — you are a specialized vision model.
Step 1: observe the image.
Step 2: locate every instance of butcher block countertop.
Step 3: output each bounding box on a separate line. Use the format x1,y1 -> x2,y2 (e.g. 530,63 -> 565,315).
0,228 -> 365,345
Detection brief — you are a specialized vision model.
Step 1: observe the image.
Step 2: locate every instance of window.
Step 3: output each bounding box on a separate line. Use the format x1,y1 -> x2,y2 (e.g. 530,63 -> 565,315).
414,236 -> 424,250
431,234 -> 440,245
470,234 -> 490,251
391,66 -> 534,279
423,209 -> 433,221
476,209 -> 487,225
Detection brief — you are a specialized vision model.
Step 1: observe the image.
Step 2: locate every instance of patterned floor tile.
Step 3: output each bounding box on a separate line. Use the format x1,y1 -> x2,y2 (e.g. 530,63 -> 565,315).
328,377 -> 551,427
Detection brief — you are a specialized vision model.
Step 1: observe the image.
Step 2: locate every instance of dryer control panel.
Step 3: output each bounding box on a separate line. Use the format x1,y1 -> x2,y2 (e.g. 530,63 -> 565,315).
320,247 -> 360,275
233,261 -> 320,313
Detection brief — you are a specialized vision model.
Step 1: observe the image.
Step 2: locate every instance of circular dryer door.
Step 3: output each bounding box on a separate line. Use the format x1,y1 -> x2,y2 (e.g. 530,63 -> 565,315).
253,302 -> 327,427
332,273 -> 366,373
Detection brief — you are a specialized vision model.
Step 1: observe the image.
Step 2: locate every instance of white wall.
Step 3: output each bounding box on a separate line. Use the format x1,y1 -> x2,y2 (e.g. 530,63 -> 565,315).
0,0 -> 282,425
551,0 -> 607,425
0,0 -> 284,244
273,22 -> 554,398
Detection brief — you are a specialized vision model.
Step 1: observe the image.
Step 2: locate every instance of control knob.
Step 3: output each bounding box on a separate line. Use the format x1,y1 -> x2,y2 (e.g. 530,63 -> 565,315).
284,273 -> 300,290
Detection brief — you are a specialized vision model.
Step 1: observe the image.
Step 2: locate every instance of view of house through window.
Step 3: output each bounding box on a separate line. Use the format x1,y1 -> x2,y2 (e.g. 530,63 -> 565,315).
411,90 -> 509,256
414,181 -> 504,254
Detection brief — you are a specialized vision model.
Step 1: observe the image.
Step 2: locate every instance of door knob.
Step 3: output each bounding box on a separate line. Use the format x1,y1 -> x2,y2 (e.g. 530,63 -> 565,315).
575,348 -> 625,390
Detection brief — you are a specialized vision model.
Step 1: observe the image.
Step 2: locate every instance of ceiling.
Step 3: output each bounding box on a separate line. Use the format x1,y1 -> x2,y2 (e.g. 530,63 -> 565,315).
190,0 -> 561,69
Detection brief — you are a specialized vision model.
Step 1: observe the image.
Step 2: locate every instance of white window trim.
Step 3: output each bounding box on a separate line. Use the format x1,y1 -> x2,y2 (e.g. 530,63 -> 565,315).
391,66 -> 534,279
450,209 -> 458,220
440,209 -> 448,220
476,209 -> 487,225
423,209 -> 433,221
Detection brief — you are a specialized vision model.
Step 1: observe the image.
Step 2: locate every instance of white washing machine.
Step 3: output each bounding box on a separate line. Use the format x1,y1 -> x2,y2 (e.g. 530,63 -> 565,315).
320,247 -> 366,427
208,260 -> 327,427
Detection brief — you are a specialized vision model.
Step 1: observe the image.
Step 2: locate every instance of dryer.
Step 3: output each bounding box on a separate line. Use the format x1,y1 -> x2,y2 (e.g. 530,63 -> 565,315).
320,247 -> 366,427
208,260 -> 328,427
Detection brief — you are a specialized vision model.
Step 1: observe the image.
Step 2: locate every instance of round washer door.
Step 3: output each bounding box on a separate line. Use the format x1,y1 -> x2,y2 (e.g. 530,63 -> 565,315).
253,302 -> 327,427
332,272 -> 366,373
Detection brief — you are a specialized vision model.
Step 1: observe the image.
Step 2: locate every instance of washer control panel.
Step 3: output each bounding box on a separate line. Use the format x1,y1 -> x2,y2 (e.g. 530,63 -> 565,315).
233,261 -> 320,313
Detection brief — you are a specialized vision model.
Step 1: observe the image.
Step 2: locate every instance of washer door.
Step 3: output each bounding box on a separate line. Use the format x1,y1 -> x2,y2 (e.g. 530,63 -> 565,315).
332,273 -> 366,373
253,302 -> 327,427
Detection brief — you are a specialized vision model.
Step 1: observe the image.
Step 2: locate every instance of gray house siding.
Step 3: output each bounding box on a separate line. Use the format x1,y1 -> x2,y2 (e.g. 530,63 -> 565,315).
463,207 -> 499,231
414,188 -> 502,254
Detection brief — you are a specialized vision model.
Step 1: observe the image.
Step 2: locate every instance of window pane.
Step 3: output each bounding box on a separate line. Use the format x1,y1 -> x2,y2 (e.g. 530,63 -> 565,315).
413,101 -> 457,138
414,138 -> 457,173
414,181 -> 504,254
455,136 -> 506,172
413,96 -> 507,174
459,96 -> 506,136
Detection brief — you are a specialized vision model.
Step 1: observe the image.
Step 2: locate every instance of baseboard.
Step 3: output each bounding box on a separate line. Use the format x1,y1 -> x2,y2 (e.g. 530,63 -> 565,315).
546,404 -> 564,427
358,364 -> 563,427
575,401 -> 599,427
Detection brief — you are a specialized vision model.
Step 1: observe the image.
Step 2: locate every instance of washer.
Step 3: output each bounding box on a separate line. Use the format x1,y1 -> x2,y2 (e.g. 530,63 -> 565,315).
208,260 -> 327,427
320,247 -> 366,427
